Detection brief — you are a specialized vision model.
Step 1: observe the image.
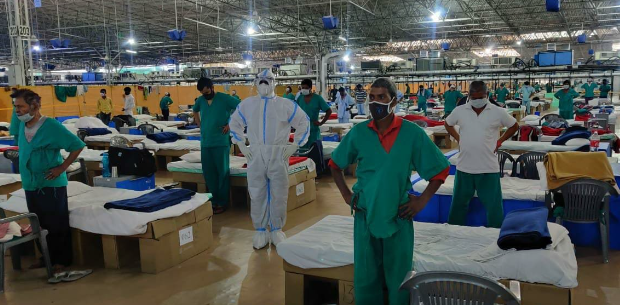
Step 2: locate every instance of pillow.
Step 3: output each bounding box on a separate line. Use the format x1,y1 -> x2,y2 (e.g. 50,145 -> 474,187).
180,151 -> 201,163
62,118 -> 79,125
0,122 -> 10,128
565,138 -> 590,146
74,117 -> 108,129
523,115 -> 540,121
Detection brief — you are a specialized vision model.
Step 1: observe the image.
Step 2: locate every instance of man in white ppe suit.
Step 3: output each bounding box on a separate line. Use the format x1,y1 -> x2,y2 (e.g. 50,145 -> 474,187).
229,69 -> 311,249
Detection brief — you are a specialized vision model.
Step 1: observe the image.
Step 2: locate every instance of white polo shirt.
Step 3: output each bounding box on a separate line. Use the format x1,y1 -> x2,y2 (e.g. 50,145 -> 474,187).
445,101 -> 517,174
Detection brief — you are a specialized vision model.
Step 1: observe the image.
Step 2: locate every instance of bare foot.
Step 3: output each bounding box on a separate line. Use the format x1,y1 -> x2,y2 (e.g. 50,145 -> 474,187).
52,264 -> 66,273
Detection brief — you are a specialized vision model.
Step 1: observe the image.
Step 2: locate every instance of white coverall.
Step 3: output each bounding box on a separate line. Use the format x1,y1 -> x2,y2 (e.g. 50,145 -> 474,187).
335,93 -> 355,123
229,71 -> 310,249
123,94 -> 135,115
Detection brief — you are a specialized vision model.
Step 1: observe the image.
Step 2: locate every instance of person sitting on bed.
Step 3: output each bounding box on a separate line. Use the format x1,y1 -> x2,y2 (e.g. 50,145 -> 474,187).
12,89 -> 85,272
445,81 -> 519,228
330,77 -> 450,305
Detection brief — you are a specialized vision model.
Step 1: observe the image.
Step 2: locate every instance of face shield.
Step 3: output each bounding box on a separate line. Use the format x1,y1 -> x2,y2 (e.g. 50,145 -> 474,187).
255,69 -> 276,98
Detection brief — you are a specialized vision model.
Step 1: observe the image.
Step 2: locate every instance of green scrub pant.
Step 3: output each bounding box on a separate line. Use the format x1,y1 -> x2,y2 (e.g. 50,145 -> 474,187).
418,103 -> 427,115
354,211 -> 413,305
201,146 -> 230,207
448,171 -> 504,228
560,110 -> 574,120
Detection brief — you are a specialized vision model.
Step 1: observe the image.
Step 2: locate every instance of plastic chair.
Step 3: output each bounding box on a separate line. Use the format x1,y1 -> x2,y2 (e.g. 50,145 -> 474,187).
137,123 -> 160,135
0,213 -> 53,293
410,120 -> 428,128
400,271 -> 520,305
3,149 -> 19,174
506,102 -> 521,109
66,158 -> 88,184
497,150 -> 515,178
511,152 -> 546,180
554,178 -> 616,263
111,117 -> 127,131
110,136 -> 132,148
177,113 -> 190,123
77,129 -> 88,141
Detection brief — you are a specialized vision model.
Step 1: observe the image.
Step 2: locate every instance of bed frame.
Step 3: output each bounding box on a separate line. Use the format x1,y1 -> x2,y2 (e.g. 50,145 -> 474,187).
86,139 -> 144,150
153,149 -> 191,170
283,261 -> 572,305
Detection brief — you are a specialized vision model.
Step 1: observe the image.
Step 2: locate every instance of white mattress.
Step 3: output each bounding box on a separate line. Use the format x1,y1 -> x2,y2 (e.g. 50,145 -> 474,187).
500,141 -> 584,152
0,181 -> 209,236
133,114 -> 156,121
142,139 -> 201,152
61,148 -> 104,162
63,124 -> 119,136
161,127 -> 201,136
85,134 -> 146,143
523,120 -> 584,127
277,215 -> 578,288
413,175 -> 546,202
323,122 -> 353,129
150,121 -> 187,127
167,156 -> 316,175
322,141 -> 340,159
0,174 -> 21,187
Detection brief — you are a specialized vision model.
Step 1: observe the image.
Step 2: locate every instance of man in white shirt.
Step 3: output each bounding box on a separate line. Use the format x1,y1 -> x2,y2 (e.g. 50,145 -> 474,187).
335,87 -> 355,123
444,81 -> 519,228
122,87 -> 135,116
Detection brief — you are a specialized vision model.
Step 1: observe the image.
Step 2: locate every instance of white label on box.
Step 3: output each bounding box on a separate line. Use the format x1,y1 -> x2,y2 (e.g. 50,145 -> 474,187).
296,183 -> 305,196
179,226 -> 194,246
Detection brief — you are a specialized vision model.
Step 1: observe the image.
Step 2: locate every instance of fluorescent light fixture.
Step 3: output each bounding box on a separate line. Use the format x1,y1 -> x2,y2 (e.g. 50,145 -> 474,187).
485,48 -> 492,53
139,41 -> 164,45
126,49 -> 137,54
338,36 -> 347,42
247,26 -> 256,35
32,45 -> 41,51
244,60 -> 252,66
343,55 -> 350,62
516,40 -> 522,45
127,38 -> 136,45
362,55 -> 405,62
184,17 -> 228,31
350,65 -> 355,70
431,11 -> 442,22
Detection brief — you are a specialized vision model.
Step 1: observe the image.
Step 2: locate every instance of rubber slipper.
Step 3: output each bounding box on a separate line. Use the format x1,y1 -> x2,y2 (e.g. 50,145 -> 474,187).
61,269 -> 93,282
48,272 -> 68,284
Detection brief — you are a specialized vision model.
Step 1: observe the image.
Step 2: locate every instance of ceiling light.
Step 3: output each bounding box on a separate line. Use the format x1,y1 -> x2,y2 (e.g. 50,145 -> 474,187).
485,48 -> 492,53
338,36 -> 347,42
126,49 -> 137,54
247,26 -> 256,35
343,55 -> 350,62
431,11 -> 442,22
350,65 -> 355,70
127,38 -> 136,45
32,45 -> 41,51
244,60 -> 252,66
516,40 -> 522,45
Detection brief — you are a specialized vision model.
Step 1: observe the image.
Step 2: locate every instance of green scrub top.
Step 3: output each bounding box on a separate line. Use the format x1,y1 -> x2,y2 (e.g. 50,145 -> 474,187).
555,89 -> 580,112
599,84 -> 611,98
159,96 -> 173,110
514,84 -> 520,98
232,94 -> 241,101
534,84 -> 541,92
546,83 -> 553,93
9,107 -> 20,136
331,119 -> 449,238
417,89 -> 431,105
283,92 -> 296,100
581,83 -> 598,98
19,118 -> 85,191
296,94 -> 330,146
495,88 -> 509,103
193,92 -> 240,148
443,90 -> 463,113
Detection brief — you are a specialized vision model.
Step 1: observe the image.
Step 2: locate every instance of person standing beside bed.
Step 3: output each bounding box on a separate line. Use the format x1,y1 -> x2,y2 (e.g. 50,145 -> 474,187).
330,77 -> 450,305
12,89 -> 85,272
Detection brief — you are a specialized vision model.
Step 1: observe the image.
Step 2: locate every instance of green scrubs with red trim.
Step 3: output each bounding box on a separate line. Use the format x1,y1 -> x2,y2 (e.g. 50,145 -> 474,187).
555,89 -> 579,120
330,117 -> 449,305
296,93 -> 330,149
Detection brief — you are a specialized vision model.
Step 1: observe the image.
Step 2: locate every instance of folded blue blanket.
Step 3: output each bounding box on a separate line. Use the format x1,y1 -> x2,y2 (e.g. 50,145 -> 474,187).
147,132 -> 180,143
497,207 -> 552,250
104,188 -> 196,212
551,130 -> 591,145
79,128 -> 111,136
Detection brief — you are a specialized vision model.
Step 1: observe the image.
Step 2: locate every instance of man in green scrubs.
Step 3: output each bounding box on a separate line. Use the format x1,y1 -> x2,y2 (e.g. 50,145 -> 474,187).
9,87 -> 20,144
443,84 -> 463,116
13,89 -> 85,271
193,77 -> 240,214
534,82 -> 541,92
555,80 -> 580,120
159,92 -> 174,121
582,78 -> 598,103
231,90 -> 241,101
416,85 -> 431,115
331,78 -> 449,305
495,83 -> 510,106
546,82 -> 554,93
445,81 -> 519,228
283,86 -> 295,100
599,79 -> 611,99
295,78 -> 332,150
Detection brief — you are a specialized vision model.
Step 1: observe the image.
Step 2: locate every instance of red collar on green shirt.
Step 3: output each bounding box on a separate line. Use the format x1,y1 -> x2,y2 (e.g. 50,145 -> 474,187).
367,116 -> 403,153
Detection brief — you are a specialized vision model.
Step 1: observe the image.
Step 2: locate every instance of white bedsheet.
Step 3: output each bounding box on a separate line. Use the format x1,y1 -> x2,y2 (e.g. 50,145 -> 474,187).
0,182 -> 209,236
60,148 -> 104,162
500,141 -> 584,152
523,120 -> 584,127
167,156 -> 316,175
413,175 -> 546,201
63,123 -> 118,136
85,134 -> 146,143
0,174 -> 20,187
142,139 -> 201,151
323,122 -> 353,129
277,215 -> 578,288
161,127 -> 200,136
322,141 -> 339,159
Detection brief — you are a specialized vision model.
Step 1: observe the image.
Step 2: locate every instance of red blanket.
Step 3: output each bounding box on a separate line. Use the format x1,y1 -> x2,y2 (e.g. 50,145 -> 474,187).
403,115 -> 444,127
575,114 -> 591,122
541,126 -> 563,136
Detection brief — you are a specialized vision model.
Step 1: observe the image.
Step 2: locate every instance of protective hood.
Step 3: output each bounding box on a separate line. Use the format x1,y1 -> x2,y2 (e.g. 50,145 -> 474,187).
255,69 -> 276,98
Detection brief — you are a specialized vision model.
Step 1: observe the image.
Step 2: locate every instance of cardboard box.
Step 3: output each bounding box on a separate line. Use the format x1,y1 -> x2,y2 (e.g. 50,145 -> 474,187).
132,201 -> 212,239
286,169 -> 317,211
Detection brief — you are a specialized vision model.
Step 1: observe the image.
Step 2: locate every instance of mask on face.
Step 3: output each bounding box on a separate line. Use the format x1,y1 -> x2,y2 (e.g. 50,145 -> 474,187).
286,88 -> 291,93
17,112 -> 34,123
232,91 -> 236,95
450,87 -> 455,91
301,89 -> 310,96
563,85 -> 570,89
100,93 -> 106,97
469,98 -> 488,108
588,79 -> 593,83
258,84 -> 271,97
369,98 -> 395,121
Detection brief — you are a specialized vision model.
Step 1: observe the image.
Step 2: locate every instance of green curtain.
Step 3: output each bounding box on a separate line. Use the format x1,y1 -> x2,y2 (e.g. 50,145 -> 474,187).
54,86 -> 78,103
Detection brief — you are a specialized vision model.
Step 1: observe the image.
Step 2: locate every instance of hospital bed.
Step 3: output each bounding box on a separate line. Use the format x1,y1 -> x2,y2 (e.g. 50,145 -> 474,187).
0,173 -> 21,200
499,140 -> 588,154
85,134 -> 146,149
279,215 -> 576,305
0,182 -> 213,273
167,156 -> 317,210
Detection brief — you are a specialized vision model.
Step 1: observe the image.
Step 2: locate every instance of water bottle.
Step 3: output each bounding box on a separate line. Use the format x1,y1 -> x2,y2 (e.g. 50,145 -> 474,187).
102,152 -> 111,178
590,131 -> 600,152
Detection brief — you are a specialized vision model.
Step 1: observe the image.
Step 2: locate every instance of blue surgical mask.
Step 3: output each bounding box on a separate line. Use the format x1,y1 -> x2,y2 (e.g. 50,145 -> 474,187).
17,113 -> 33,122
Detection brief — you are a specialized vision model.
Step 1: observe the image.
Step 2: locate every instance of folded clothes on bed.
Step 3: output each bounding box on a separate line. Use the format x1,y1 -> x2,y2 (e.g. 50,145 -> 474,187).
497,207 -> 552,251
541,126 -> 563,136
551,130 -> 591,145
104,188 -> 196,212
146,132 -> 180,143
79,128 -> 112,136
